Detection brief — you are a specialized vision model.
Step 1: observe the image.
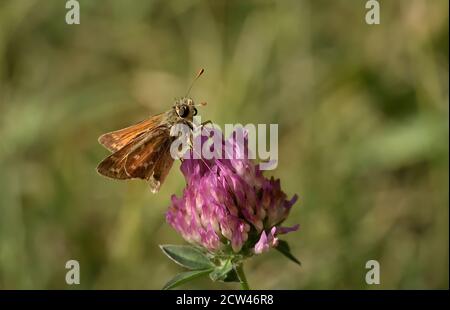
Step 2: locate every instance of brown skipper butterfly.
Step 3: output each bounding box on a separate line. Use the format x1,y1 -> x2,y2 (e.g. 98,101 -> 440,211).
97,69 -> 205,193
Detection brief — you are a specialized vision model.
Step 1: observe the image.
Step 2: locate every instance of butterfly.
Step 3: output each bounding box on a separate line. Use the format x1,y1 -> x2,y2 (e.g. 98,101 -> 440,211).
97,69 -> 205,193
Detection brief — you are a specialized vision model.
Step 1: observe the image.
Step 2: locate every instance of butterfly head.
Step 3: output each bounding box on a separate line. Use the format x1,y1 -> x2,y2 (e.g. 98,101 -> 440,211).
174,97 -> 197,119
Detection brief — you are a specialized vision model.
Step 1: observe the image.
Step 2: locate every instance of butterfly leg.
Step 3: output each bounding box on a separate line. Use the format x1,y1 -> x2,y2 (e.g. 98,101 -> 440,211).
200,120 -> 212,128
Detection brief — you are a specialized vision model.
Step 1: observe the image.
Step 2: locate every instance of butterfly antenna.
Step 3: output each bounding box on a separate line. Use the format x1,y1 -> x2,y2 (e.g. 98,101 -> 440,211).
185,68 -> 205,97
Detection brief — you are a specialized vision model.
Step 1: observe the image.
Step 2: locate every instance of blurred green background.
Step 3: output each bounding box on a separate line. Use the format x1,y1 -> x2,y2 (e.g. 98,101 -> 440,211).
0,0 -> 448,289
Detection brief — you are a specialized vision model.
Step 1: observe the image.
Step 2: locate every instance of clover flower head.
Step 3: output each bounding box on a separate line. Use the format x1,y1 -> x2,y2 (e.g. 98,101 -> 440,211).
166,128 -> 299,256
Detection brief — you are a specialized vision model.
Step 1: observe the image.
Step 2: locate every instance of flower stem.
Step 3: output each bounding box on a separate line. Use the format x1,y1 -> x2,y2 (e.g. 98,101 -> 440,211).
236,264 -> 250,290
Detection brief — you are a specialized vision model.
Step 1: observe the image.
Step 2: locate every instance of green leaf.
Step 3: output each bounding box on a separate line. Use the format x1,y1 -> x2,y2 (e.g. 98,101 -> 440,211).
160,244 -> 214,270
276,240 -> 301,266
162,269 -> 213,290
209,259 -> 233,282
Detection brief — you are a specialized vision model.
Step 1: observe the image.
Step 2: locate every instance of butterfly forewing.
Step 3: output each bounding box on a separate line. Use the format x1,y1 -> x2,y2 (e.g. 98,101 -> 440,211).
98,113 -> 165,152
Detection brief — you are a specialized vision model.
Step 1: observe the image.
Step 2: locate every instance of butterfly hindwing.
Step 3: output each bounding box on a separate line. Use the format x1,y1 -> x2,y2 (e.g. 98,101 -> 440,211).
124,128 -> 175,192
96,132 -> 148,179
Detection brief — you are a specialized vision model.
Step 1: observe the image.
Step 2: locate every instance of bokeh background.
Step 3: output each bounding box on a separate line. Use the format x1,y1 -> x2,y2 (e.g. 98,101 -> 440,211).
0,0 -> 448,289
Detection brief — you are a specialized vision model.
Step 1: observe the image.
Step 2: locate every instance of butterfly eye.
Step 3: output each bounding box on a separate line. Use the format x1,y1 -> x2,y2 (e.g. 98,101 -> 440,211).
178,105 -> 189,118
192,107 -> 198,116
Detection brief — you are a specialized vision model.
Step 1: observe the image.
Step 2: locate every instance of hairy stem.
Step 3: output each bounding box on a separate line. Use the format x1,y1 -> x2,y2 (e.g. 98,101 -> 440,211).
236,264 -> 250,290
